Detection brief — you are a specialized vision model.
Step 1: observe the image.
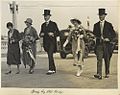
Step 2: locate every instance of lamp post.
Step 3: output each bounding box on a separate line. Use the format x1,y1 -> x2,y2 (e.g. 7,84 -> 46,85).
9,1 -> 18,29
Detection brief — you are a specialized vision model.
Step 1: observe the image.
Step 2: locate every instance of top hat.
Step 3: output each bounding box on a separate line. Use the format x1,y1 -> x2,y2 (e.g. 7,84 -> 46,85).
43,9 -> 51,16
24,18 -> 33,25
98,8 -> 107,15
70,18 -> 81,25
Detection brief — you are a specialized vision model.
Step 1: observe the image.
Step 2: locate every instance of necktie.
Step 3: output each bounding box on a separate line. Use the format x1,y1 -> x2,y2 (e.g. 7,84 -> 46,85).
46,22 -> 49,26
100,22 -> 103,39
100,22 -> 104,39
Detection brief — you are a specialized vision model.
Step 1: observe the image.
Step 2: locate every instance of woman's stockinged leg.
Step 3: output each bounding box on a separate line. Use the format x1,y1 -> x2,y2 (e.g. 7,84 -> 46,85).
29,60 -> 35,74
73,53 -> 78,66
8,65 -> 11,71
5,65 -> 12,74
16,64 -> 20,74
76,51 -> 83,77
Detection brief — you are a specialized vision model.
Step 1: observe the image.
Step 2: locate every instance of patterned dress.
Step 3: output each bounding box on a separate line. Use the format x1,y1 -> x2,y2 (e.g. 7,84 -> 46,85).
22,26 -> 38,67
67,25 -> 86,65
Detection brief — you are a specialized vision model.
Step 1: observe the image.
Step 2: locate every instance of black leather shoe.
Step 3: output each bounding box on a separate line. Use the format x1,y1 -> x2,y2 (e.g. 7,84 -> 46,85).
73,63 -> 77,66
98,76 -> 102,80
16,72 -> 20,74
94,74 -> 99,78
46,72 -> 54,75
29,70 -> 34,74
5,71 -> 12,74
94,74 -> 102,80
105,75 -> 109,78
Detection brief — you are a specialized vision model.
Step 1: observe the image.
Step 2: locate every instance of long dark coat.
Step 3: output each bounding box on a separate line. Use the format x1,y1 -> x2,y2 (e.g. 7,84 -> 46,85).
93,21 -> 116,56
39,21 -> 60,53
7,29 -> 21,65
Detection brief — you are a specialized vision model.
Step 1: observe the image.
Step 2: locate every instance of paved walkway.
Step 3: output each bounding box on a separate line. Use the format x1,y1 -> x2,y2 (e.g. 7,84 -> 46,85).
1,52 -> 118,88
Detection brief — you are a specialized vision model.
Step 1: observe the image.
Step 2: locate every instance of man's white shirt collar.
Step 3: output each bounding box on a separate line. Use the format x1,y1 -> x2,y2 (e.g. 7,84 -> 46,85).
45,20 -> 50,23
100,20 -> 105,23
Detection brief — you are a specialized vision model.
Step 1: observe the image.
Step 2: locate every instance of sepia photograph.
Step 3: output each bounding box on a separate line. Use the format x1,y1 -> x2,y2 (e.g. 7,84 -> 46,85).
0,0 -> 120,95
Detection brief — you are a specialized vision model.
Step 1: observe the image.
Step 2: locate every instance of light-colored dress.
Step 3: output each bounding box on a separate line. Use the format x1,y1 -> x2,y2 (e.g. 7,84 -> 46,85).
67,25 -> 86,65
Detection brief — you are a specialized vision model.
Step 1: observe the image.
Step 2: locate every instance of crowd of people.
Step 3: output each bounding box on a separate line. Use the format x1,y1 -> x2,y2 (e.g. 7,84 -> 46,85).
5,8 -> 116,80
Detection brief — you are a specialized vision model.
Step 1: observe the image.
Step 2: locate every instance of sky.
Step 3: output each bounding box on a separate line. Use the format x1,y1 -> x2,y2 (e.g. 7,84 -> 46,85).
1,0 -> 119,36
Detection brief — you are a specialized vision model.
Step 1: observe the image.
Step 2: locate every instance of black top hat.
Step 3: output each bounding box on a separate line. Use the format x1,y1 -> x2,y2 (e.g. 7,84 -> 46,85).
70,18 -> 81,25
98,8 -> 107,15
43,9 -> 51,16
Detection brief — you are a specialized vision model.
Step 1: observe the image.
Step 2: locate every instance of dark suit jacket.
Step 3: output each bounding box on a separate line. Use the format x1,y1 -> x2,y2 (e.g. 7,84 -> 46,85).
93,21 -> 116,45
39,20 -> 60,52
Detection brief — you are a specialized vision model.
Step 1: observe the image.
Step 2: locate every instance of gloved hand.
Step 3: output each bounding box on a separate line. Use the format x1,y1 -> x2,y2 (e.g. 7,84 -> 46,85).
104,38 -> 110,42
57,36 -> 60,42
10,39 -> 15,44
40,33 -> 44,36
48,32 -> 54,37
80,34 -> 84,38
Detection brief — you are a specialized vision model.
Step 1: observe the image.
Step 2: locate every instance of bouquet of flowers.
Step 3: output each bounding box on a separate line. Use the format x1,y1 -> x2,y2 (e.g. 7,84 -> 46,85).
22,35 -> 36,67
71,28 -> 83,40
22,35 -> 34,50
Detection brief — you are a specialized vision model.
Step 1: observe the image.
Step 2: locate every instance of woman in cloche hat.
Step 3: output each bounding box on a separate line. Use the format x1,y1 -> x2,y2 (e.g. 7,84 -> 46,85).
22,18 -> 39,74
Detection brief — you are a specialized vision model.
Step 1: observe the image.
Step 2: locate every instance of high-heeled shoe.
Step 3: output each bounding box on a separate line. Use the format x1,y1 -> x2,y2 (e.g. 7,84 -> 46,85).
75,70 -> 83,77
16,71 -> 20,74
5,71 -> 12,74
73,63 -> 77,66
29,70 -> 34,74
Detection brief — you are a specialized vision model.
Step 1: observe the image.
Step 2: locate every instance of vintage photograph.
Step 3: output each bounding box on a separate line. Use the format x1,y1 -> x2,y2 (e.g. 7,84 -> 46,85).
1,0 -> 119,91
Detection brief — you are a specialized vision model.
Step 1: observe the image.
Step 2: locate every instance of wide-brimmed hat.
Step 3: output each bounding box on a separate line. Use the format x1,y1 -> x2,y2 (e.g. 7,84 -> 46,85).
98,8 -> 107,16
70,18 -> 81,25
24,18 -> 33,25
43,9 -> 51,16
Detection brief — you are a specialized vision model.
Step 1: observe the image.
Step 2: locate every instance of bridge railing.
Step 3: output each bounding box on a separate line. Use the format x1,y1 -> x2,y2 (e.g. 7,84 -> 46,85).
1,39 -> 44,57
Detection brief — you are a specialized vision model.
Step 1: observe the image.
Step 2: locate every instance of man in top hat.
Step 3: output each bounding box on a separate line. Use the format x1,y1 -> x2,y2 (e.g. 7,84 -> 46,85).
93,8 -> 116,79
39,9 -> 60,75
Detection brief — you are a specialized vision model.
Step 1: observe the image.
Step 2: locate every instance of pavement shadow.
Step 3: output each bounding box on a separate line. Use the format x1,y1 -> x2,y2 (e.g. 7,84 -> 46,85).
86,55 -> 96,59
80,73 -> 96,80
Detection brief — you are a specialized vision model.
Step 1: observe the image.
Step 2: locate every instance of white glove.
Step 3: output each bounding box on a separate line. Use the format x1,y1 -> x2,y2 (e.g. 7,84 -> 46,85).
40,33 -> 44,36
63,40 -> 69,47
104,38 -> 110,42
80,34 -> 84,38
48,32 -> 54,37
57,36 -> 60,41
